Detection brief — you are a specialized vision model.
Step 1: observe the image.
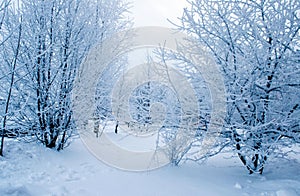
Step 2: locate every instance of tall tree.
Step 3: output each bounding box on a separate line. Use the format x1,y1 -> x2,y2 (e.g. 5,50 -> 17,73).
0,0 -> 130,151
0,0 -> 13,156
175,0 -> 300,173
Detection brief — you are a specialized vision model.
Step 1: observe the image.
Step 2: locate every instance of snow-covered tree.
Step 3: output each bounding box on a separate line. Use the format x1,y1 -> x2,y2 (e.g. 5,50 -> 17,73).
0,0 -> 14,156
154,47 -> 214,166
0,0 -> 130,151
174,0 -> 300,173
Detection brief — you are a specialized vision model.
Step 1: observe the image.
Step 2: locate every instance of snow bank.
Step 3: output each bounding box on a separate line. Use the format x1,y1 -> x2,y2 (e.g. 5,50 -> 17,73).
0,139 -> 299,196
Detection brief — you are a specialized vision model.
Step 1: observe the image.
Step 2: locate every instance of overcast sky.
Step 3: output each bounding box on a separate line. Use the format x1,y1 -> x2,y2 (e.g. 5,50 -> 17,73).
131,0 -> 188,27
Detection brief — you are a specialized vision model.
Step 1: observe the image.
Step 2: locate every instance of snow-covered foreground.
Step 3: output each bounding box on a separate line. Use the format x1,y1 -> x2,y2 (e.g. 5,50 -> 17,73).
0,138 -> 299,196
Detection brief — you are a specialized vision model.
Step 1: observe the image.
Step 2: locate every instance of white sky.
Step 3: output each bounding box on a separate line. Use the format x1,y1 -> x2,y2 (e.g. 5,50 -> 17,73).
131,0 -> 188,27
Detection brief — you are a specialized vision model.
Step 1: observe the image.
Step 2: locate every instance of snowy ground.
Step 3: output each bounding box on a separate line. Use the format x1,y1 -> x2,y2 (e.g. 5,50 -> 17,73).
0,138 -> 299,196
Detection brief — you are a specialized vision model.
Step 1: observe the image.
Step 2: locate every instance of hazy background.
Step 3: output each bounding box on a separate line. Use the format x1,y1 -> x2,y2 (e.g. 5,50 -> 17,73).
131,0 -> 188,27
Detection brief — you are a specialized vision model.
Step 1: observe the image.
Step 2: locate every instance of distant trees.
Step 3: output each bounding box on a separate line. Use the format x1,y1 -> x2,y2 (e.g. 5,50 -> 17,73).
0,0 -> 130,154
173,0 -> 300,173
